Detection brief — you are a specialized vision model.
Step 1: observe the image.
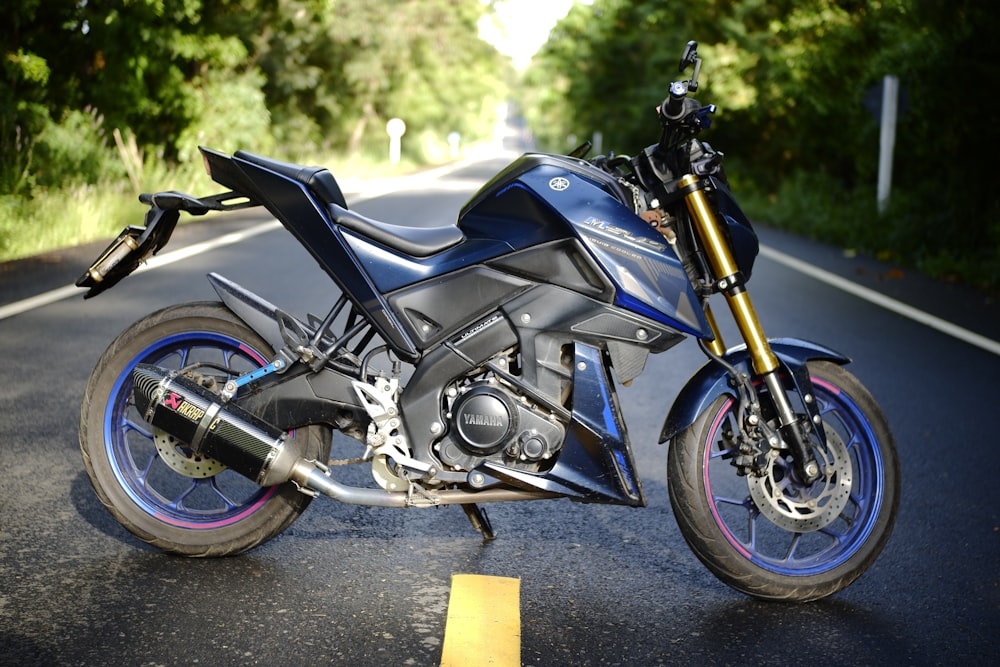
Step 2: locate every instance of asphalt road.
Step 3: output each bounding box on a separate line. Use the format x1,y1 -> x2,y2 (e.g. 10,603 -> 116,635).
1,154 -> 997,666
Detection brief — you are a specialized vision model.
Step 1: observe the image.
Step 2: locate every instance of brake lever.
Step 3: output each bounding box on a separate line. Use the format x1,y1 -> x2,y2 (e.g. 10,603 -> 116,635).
694,104 -> 717,129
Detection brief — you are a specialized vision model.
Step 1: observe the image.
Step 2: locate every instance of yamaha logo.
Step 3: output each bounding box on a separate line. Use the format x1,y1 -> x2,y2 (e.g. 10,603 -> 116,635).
463,413 -> 505,428
548,177 -> 570,191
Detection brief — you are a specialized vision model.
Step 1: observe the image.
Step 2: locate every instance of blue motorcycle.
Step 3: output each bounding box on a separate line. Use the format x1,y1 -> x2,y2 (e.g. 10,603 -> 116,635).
77,42 -> 898,601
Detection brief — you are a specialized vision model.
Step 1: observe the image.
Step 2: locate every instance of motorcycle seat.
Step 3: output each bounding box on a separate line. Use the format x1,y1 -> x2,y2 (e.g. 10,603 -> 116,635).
234,151 -> 347,209
329,204 -> 464,258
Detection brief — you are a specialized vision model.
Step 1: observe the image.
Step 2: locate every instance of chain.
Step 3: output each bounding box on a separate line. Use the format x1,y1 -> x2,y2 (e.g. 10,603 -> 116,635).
618,177 -> 643,213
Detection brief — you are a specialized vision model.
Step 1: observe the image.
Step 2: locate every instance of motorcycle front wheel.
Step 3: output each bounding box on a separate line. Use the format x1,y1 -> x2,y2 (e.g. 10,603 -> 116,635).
667,360 -> 899,602
80,301 -> 331,556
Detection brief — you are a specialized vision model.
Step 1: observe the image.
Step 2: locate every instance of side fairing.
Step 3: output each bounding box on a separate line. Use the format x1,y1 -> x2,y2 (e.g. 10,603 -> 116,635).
508,160 -> 711,338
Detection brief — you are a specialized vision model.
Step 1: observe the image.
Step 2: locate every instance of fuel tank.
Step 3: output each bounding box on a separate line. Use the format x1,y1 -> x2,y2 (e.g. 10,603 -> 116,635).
458,153 -> 712,337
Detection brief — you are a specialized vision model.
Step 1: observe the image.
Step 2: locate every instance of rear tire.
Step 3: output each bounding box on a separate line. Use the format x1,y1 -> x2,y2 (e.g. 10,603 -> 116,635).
80,301 -> 331,556
667,361 -> 899,601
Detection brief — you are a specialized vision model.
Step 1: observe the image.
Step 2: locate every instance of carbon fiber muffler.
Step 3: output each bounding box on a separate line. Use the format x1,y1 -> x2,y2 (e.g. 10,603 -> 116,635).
131,363 -> 316,489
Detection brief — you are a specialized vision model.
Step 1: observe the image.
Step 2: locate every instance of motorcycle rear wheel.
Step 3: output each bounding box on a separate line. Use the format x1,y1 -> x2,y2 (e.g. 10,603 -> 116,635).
80,301 -> 331,556
667,361 -> 899,601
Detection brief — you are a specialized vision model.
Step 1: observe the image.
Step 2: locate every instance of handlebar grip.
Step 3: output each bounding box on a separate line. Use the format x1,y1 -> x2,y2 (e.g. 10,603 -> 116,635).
661,81 -> 688,120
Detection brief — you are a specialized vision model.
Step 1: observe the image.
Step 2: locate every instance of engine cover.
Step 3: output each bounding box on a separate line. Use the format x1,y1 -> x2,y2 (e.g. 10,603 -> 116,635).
451,385 -> 516,455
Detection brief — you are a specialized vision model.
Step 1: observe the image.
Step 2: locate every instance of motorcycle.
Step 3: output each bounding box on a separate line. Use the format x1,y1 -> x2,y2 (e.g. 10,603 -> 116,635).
77,41 -> 898,602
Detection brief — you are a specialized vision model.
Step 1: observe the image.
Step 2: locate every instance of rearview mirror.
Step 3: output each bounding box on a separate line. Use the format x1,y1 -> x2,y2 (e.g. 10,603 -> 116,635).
678,40 -> 702,92
679,41 -> 699,72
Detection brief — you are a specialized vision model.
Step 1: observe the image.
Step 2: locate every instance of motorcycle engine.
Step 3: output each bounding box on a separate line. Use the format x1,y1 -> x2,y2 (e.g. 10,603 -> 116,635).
437,379 -> 566,472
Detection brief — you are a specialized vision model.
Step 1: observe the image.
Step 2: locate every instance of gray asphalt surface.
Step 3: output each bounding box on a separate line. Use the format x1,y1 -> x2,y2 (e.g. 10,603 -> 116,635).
0,155 -> 997,666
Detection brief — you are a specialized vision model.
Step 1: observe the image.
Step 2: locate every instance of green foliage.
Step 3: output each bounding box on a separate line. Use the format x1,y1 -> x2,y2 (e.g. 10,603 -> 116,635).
2,0 -> 507,174
32,108 -> 125,187
523,0 -> 1000,291
242,0 -> 510,161
735,165 -> 883,251
175,68 -> 275,163
1,43 -> 51,193
0,0 -> 509,261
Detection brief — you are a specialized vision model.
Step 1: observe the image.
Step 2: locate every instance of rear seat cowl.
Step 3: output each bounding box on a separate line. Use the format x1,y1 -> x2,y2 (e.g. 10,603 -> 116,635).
234,150 -> 347,209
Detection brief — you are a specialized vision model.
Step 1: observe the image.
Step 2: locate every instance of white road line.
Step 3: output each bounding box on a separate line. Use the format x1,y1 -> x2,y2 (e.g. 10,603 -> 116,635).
759,244 -> 1000,357
0,220 -> 281,321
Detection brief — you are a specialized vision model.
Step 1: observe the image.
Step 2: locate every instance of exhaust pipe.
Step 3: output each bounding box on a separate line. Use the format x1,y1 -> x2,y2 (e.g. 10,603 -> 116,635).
131,363 -> 413,506
132,363 -> 322,489
131,364 -> 560,508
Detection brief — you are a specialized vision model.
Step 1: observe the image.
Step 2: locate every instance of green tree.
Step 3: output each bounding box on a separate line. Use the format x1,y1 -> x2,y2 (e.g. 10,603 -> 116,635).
2,0 -> 508,182
523,0 -> 1000,288
1,0 -> 267,190
1,1 -> 60,192
240,0 -> 509,160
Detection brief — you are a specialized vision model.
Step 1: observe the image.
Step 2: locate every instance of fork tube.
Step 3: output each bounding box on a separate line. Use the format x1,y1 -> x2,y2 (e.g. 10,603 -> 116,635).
679,174 -> 778,376
703,304 -> 727,357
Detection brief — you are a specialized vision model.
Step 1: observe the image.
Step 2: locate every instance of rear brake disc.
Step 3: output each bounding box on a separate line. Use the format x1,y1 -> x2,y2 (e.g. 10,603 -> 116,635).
153,427 -> 227,478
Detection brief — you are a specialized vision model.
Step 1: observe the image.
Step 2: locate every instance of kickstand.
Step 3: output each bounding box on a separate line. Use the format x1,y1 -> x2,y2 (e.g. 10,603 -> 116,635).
461,503 -> 496,542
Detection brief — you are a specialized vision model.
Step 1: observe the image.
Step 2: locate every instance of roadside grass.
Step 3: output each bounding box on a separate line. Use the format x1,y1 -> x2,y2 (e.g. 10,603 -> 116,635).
734,167 -> 1000,294
0,150 -> 424,264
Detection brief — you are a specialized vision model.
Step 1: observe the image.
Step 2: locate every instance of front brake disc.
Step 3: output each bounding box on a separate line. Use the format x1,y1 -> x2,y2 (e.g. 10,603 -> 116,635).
747,426 -> 852,532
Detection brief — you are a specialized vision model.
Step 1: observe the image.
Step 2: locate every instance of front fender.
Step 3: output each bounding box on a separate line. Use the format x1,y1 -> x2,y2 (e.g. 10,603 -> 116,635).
658,338 -> 850,443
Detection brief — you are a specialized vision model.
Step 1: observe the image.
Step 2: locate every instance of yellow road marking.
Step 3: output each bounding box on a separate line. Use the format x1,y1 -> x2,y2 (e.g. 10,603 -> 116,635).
440,574 -> 521,667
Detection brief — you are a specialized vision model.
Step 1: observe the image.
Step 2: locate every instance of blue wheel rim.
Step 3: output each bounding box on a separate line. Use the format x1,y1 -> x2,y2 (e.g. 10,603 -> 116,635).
704,375 -> 887,576
103,331 -> 279,529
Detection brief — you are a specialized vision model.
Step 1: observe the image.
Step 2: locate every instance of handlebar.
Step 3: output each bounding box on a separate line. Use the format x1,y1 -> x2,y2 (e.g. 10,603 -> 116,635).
658,40 -> 705,127
660,81 -> 690,121
655,81 -> 715,160
590,40 -> 722,192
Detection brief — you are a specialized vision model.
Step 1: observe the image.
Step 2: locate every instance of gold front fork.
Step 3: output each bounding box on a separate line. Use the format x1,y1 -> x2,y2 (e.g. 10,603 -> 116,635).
678,174 -> 778,376
679,174 -> 821,481
702,304 -> 727,358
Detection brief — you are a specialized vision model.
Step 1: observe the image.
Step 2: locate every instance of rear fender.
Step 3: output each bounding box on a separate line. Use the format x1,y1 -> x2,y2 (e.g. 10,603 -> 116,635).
208,272 -> 290,352
658,338 -> 849,443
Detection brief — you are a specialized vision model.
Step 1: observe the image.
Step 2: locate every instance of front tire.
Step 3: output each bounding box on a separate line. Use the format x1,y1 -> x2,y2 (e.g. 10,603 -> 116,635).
667,361 -> 899,601
80,302 -> 331,556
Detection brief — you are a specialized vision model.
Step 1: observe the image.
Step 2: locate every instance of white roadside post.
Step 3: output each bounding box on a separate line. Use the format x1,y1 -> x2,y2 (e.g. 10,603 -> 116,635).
386,117 -> 406,165
877,75 -> 899,214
